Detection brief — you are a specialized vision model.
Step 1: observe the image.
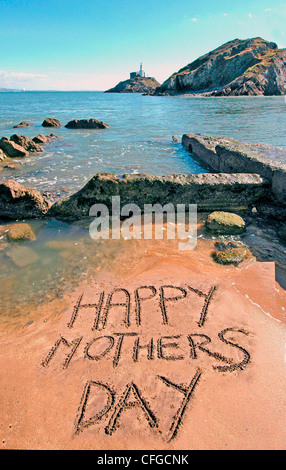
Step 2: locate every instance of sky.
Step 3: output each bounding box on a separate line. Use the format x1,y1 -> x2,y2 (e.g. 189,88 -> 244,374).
0,0 -> 286,91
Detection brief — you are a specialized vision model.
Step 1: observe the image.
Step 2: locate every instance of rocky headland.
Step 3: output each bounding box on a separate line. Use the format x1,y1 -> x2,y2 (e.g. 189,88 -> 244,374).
153,37 -> 286,96
105,76 -> 160,94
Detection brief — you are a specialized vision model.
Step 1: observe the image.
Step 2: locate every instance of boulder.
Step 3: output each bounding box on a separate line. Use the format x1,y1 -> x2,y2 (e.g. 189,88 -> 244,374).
32,134 -> 48,144
0,137 -> 29,158
212,241 -> 249,266
7,223 -> 36,242
42,118 -> 61,128
65,119 -> 109,129
206,211 -> 246,234
32,133 -> 58,144
0,179 -> 50,219
10,135 -> 43,153
182,133 -> 286,205
13,121 -> 32,129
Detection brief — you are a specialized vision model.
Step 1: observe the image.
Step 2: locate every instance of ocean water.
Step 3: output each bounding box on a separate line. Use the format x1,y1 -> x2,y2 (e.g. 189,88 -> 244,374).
0,92 -> 286,194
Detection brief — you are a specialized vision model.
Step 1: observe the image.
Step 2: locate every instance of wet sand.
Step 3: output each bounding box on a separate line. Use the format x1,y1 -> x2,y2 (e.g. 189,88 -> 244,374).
0,236 -> 286,450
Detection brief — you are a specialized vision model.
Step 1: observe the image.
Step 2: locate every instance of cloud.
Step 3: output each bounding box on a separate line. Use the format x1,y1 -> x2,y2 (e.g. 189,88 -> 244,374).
192,18 -> 198,22
0,70 -> 47,89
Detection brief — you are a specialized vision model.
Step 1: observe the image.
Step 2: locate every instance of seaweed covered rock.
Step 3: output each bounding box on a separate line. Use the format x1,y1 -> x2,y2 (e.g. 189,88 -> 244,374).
7,223 -> 36,242
51,173 -> 267,220
206,211 -> 246,234
212,241 -> 249,265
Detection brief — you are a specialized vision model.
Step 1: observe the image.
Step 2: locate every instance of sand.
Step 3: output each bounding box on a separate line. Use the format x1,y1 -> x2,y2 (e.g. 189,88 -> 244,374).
0,240 -> 286,451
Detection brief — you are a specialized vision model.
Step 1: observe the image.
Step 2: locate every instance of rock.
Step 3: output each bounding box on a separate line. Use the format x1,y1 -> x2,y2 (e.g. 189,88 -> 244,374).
10,135 -> 43,153
3,163 -> 21,170
13,121 -> 32,129
7,223 -> 36,242
65,119 -> 109,129
32,134 -> 47,144
206,211 -> 246,234
182,133 -> 286,205
172,136 -> 179,143
155,37 -> 286,96
50,172 -> 267,220
42,118 -> 61,128
0,149 -> 7,161
278,225 -> 286,241
6,246 -> 39,267
32,134 -> 58,144
105,76 -> 160,94
0,179 -> 50,219
0,137 -> 29,158
212,241 -> 249,265
256,204 -> 286,221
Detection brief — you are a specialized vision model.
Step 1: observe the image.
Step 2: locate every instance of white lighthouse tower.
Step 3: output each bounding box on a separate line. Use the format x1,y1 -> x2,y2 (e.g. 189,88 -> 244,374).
138,63 -> 145,78
130,63 -> 146,79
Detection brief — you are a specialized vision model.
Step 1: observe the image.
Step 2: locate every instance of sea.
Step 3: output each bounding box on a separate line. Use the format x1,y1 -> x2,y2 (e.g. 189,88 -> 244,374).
1,92 -> 286,327
0,92 -> 286,194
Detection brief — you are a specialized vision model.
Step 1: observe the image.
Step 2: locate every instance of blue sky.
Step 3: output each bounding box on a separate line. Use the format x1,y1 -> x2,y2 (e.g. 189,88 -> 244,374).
0,0 -> 285,90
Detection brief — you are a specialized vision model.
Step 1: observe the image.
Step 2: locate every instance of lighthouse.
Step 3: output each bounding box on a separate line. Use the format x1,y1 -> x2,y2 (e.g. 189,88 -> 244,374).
130,63 -> 146,79
138,63 -> 145,78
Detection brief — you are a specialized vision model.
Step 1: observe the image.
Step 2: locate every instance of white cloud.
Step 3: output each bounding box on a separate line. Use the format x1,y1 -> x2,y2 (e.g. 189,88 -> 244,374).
0,70 -> 47,80
192,18 -> 198,22
0,70 -> 48,89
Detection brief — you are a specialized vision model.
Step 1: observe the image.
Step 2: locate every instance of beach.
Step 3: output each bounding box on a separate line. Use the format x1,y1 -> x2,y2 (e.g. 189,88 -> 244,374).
0,220 -> 286,450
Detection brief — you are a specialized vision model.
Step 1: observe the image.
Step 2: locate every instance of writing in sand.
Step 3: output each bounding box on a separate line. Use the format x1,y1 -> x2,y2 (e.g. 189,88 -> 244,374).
40,283 -> 251,442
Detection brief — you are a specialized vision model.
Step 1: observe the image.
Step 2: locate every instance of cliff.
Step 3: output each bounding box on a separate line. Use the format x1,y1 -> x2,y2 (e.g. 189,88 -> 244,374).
154,37 -> 286,96
105,76 -> 160,94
